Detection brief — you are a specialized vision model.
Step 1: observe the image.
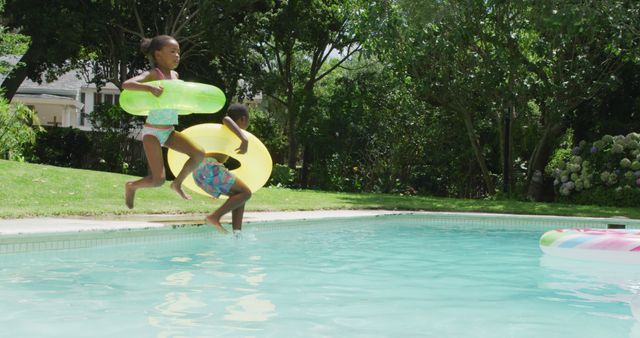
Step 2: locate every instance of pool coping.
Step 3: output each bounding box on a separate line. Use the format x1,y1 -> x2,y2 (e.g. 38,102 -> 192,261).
0,209 -> 639,236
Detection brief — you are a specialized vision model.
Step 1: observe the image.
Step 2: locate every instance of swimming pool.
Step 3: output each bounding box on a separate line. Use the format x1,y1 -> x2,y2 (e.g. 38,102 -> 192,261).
0,214 -> 638,337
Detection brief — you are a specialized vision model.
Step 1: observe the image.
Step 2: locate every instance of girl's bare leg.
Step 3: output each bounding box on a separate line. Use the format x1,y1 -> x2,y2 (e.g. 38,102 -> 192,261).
164,130 -> 204,200
205,179 -> 251,233
125,135 -> 166,209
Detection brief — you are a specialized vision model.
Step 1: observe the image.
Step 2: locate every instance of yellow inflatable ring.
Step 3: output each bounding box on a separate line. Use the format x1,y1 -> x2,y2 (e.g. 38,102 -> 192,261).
167,123 -> 272,198
119,80 -> 226,116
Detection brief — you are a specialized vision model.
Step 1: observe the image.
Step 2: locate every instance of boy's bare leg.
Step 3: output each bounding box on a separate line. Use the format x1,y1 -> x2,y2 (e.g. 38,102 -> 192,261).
205,179 -> 251,234
164,130 -> 204,200
125,136 -> 166,209
205,214 -> 229,234
231,204 -> 245,231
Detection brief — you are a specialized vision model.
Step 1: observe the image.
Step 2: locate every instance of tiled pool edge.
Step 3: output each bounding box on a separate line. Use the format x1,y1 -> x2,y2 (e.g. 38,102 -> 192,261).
0,210 -> 407,254
1,210 -> 639,254
412,211 -> 640,230
0,210 -> 405,236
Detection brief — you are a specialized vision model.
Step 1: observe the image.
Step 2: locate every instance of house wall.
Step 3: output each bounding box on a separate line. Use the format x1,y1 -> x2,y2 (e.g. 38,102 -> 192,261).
77,86 -> 121,131
11,96 -> 81,129
30,103 -> 67,127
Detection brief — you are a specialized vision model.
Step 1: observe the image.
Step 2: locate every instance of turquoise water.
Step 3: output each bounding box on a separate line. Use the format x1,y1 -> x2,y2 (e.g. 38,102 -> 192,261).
0,215 -> 639,337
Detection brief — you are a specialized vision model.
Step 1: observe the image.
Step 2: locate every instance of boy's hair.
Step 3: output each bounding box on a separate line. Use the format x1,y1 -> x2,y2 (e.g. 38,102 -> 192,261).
140,35 -> 177,67
227,103 -> 249,122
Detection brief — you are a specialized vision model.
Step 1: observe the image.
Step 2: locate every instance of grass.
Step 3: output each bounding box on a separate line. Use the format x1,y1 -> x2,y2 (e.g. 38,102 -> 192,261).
1,159 -> 639,219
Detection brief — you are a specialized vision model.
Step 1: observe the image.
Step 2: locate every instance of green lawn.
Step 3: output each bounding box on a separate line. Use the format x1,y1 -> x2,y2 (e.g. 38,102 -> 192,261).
1,159 -> 638,219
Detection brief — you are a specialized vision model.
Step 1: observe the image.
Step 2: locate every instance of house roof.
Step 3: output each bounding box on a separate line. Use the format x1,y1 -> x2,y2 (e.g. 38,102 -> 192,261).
1,56 -> 119,98
12,93 -> 84,109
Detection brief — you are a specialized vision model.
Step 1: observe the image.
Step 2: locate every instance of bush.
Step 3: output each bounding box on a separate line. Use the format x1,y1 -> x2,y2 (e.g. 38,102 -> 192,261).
548,132 -> 640,207
87,104 -> 146,176
0,99 -> 42,161
26,127 -> 92,167
268,163 -> 296,187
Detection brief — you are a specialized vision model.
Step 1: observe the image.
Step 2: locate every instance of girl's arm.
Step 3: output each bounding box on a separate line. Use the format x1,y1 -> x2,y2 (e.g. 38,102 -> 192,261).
122,71 -> 163,96
223,116 -> 249,154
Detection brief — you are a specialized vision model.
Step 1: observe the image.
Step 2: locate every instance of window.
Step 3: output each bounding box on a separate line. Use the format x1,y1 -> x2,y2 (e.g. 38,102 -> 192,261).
93,92 -> 120,110
79,93 -> 86,126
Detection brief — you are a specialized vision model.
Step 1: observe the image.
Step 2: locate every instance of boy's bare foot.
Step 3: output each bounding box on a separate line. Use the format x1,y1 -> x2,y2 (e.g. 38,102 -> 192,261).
205,215 -> 229,234
125,182 -> 136,209
170,182 -> 192,200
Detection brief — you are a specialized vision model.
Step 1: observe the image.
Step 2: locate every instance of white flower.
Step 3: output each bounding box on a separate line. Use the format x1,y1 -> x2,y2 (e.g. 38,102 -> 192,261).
612,143 -> 624,153
568,163 -> 581,173
624,171 -> 635,181
620,158 -> 632,168
575,183 -> 583,191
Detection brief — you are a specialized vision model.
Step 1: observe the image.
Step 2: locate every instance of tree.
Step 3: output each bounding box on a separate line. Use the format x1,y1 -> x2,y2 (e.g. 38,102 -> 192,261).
369,0 -> 639,199
244,0 -> 366,182
1,0 -> 92,100
515,1 -> 637,200
82,0 -> 210,90
0,0 -> 40,160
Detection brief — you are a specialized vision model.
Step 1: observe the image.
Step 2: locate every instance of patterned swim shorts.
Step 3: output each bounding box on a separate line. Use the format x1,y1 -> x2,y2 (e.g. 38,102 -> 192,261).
192,157 -> 236,198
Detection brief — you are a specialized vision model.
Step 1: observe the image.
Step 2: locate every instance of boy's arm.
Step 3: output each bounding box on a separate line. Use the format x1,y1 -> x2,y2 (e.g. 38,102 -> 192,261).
122,71 -> 163,96
223,116 -> 249,154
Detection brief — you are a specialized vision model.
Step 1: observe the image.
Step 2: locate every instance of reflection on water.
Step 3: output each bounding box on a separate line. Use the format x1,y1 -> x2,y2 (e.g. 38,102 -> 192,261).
540,255 -> 640,337
225,255 -> 276,322
224,294 -> 276,322
148,251 -> 276,337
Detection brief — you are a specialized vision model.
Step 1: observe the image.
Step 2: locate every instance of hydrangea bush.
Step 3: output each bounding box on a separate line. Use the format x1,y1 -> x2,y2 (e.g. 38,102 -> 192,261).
548,132 -> 640,207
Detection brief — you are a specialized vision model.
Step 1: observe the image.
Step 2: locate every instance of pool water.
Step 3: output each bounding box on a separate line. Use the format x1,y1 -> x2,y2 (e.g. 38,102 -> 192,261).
0,215 -> 639,337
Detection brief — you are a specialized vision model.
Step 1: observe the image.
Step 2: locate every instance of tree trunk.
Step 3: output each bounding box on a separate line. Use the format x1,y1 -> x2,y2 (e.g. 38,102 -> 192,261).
526,121 -> 564,201
298,83 -> 317,187
300,143 -> 311,188
1,47 -> 36,101
460,110 -> 495,194
286,98 -> 298,169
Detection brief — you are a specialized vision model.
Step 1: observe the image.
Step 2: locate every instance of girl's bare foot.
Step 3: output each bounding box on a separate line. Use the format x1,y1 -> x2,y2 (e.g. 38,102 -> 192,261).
125,182 -> 136,209
170,181 -> 192,200
205,215 -> 229,234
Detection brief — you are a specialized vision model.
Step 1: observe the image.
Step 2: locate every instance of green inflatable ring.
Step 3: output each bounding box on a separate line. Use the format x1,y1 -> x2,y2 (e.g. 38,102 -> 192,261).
119,80 -> 226,116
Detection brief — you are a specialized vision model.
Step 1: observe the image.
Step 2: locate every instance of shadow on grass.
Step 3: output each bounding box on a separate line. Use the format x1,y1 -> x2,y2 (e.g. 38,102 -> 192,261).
333,192 -> 640,219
